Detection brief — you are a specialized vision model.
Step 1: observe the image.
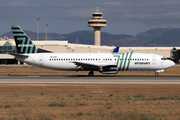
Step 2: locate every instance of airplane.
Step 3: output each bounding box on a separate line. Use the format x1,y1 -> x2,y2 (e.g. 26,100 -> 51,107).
9,25 -> 175,76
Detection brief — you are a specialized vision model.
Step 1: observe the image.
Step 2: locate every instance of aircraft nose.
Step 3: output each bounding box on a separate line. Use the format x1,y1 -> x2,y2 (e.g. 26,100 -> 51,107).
168,60 -> 175,68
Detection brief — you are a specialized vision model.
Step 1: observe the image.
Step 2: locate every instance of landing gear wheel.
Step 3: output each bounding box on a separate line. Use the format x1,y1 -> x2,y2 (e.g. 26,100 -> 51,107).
155,73 -> 159,77
88,71 -> 94,76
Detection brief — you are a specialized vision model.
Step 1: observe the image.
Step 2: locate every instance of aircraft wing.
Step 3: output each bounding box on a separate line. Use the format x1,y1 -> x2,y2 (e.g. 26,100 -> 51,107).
9,53 -> 29,58
72,62 -> 100,70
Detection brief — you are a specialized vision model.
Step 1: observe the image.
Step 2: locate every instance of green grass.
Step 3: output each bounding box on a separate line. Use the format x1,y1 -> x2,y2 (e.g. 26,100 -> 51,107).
48,102 -> 66,107
104,102 -> 113,109
86,112 -> 92,116
38,115 -> 53,120
77,112 -> 84,116
133,93 -> 145,98
87,95 -> 93,98
18,104 -> 22,107
80,94 -> 86,96
127,97 -> 132,100
67,94 -> 74,97
4,105 -> 11,108
147,96 -> 173,100
109,93 -> 113,97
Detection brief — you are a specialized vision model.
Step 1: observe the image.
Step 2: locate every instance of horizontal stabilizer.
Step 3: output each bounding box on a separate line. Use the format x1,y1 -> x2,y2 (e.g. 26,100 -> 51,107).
9,53 -> 29,58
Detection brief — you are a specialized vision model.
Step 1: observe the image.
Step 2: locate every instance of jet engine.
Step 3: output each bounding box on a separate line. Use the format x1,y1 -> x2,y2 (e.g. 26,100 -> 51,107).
101,65 -> 118,74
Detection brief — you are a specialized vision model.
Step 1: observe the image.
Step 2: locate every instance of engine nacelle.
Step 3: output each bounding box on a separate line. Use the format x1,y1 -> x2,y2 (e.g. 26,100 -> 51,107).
101,65 -> 118,74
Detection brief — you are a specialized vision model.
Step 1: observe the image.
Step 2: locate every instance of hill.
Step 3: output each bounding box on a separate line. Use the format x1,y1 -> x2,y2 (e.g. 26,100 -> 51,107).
1,28 -> 180,47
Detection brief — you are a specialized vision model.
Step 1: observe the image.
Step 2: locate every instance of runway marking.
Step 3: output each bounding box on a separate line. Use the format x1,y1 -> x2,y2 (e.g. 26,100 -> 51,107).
0,76 -> 9,77
27,76 -> 40,77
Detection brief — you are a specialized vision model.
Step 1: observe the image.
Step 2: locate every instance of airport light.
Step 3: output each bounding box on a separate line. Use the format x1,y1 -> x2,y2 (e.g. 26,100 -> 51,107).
46,24 -> 48,41
37,18 -> 40,41
75,37 -> 78,44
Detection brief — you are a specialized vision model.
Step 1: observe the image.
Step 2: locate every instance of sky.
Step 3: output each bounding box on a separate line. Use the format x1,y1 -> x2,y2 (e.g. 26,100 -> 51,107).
1,0 -> 180,36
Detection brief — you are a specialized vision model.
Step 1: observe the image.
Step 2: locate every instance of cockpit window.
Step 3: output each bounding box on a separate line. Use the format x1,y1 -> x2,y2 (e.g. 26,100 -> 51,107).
161,57 -> 166,60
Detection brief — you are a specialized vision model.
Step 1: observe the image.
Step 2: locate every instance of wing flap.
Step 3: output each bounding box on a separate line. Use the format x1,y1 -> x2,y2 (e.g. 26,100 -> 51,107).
72,62 -> 100,69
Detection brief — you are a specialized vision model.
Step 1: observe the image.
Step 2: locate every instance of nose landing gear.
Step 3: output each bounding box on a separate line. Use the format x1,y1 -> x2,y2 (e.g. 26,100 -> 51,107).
88,71 -> 94,76
155,72 -> 159,77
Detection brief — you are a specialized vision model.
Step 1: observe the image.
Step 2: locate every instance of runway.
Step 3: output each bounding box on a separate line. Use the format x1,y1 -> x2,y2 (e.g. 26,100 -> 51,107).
0,75 -> 180,83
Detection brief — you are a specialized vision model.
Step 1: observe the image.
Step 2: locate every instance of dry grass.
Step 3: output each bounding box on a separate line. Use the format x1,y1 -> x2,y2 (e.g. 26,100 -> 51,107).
0,65 -> 180,75
0,66 -> 180,119
0,84 -> 180,119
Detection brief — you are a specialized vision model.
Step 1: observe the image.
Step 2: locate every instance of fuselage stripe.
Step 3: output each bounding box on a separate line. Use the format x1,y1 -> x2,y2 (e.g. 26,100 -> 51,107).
119,54 -> 124,70
122,53 -> 129,71
30,44 -> 34,53
126,52 -> 133,71
114,55 -> 120,67
25,38 -> 30,54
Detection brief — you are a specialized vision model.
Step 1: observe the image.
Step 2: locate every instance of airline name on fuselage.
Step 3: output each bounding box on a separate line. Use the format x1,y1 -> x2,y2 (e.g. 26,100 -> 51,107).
18,44 -> 33,47
134,62 -> 150,65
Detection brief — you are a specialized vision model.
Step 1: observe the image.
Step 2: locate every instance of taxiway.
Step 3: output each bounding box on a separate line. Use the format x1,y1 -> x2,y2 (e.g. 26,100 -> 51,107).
0,75 -> 180,83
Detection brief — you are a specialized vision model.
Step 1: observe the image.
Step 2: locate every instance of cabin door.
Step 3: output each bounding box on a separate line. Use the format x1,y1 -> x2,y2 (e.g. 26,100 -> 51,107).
152,56 -> 156,65
39,56 -> 44,66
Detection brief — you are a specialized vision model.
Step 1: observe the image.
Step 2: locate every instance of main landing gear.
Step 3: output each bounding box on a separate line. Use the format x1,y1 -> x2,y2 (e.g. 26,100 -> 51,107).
155,72 -> 159,77
88,71 -> 94,76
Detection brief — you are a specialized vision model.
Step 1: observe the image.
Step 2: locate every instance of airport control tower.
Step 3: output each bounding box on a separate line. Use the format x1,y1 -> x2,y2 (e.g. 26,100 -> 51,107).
88,8 -> 107,46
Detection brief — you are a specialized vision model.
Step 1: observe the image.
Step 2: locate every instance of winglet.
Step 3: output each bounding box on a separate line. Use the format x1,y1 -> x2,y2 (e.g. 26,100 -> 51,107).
131,50 -> 134,53
112,47 -> 119,53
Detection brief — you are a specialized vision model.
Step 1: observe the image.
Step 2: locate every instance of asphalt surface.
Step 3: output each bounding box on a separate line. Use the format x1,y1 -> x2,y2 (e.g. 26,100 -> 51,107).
0,75 -> 180,83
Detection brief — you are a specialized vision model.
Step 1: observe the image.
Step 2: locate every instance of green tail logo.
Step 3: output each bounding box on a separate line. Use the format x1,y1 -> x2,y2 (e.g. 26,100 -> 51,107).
11,25 -> 51,54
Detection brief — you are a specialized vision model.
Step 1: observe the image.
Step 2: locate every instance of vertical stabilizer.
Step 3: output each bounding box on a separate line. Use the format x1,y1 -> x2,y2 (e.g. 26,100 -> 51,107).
11,25 -> 51,54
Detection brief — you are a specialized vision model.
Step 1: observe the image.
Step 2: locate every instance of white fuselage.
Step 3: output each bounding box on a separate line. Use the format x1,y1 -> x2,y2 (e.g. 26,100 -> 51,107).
15,52 -> 175,72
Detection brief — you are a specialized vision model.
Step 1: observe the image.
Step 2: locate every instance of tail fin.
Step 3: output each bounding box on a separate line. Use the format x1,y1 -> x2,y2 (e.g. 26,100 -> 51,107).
11,25 -> 51,54
112,47 -> 119,53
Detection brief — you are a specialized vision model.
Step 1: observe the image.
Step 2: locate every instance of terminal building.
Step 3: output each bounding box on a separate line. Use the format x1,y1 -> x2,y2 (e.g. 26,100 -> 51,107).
0,37 -> 180,64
